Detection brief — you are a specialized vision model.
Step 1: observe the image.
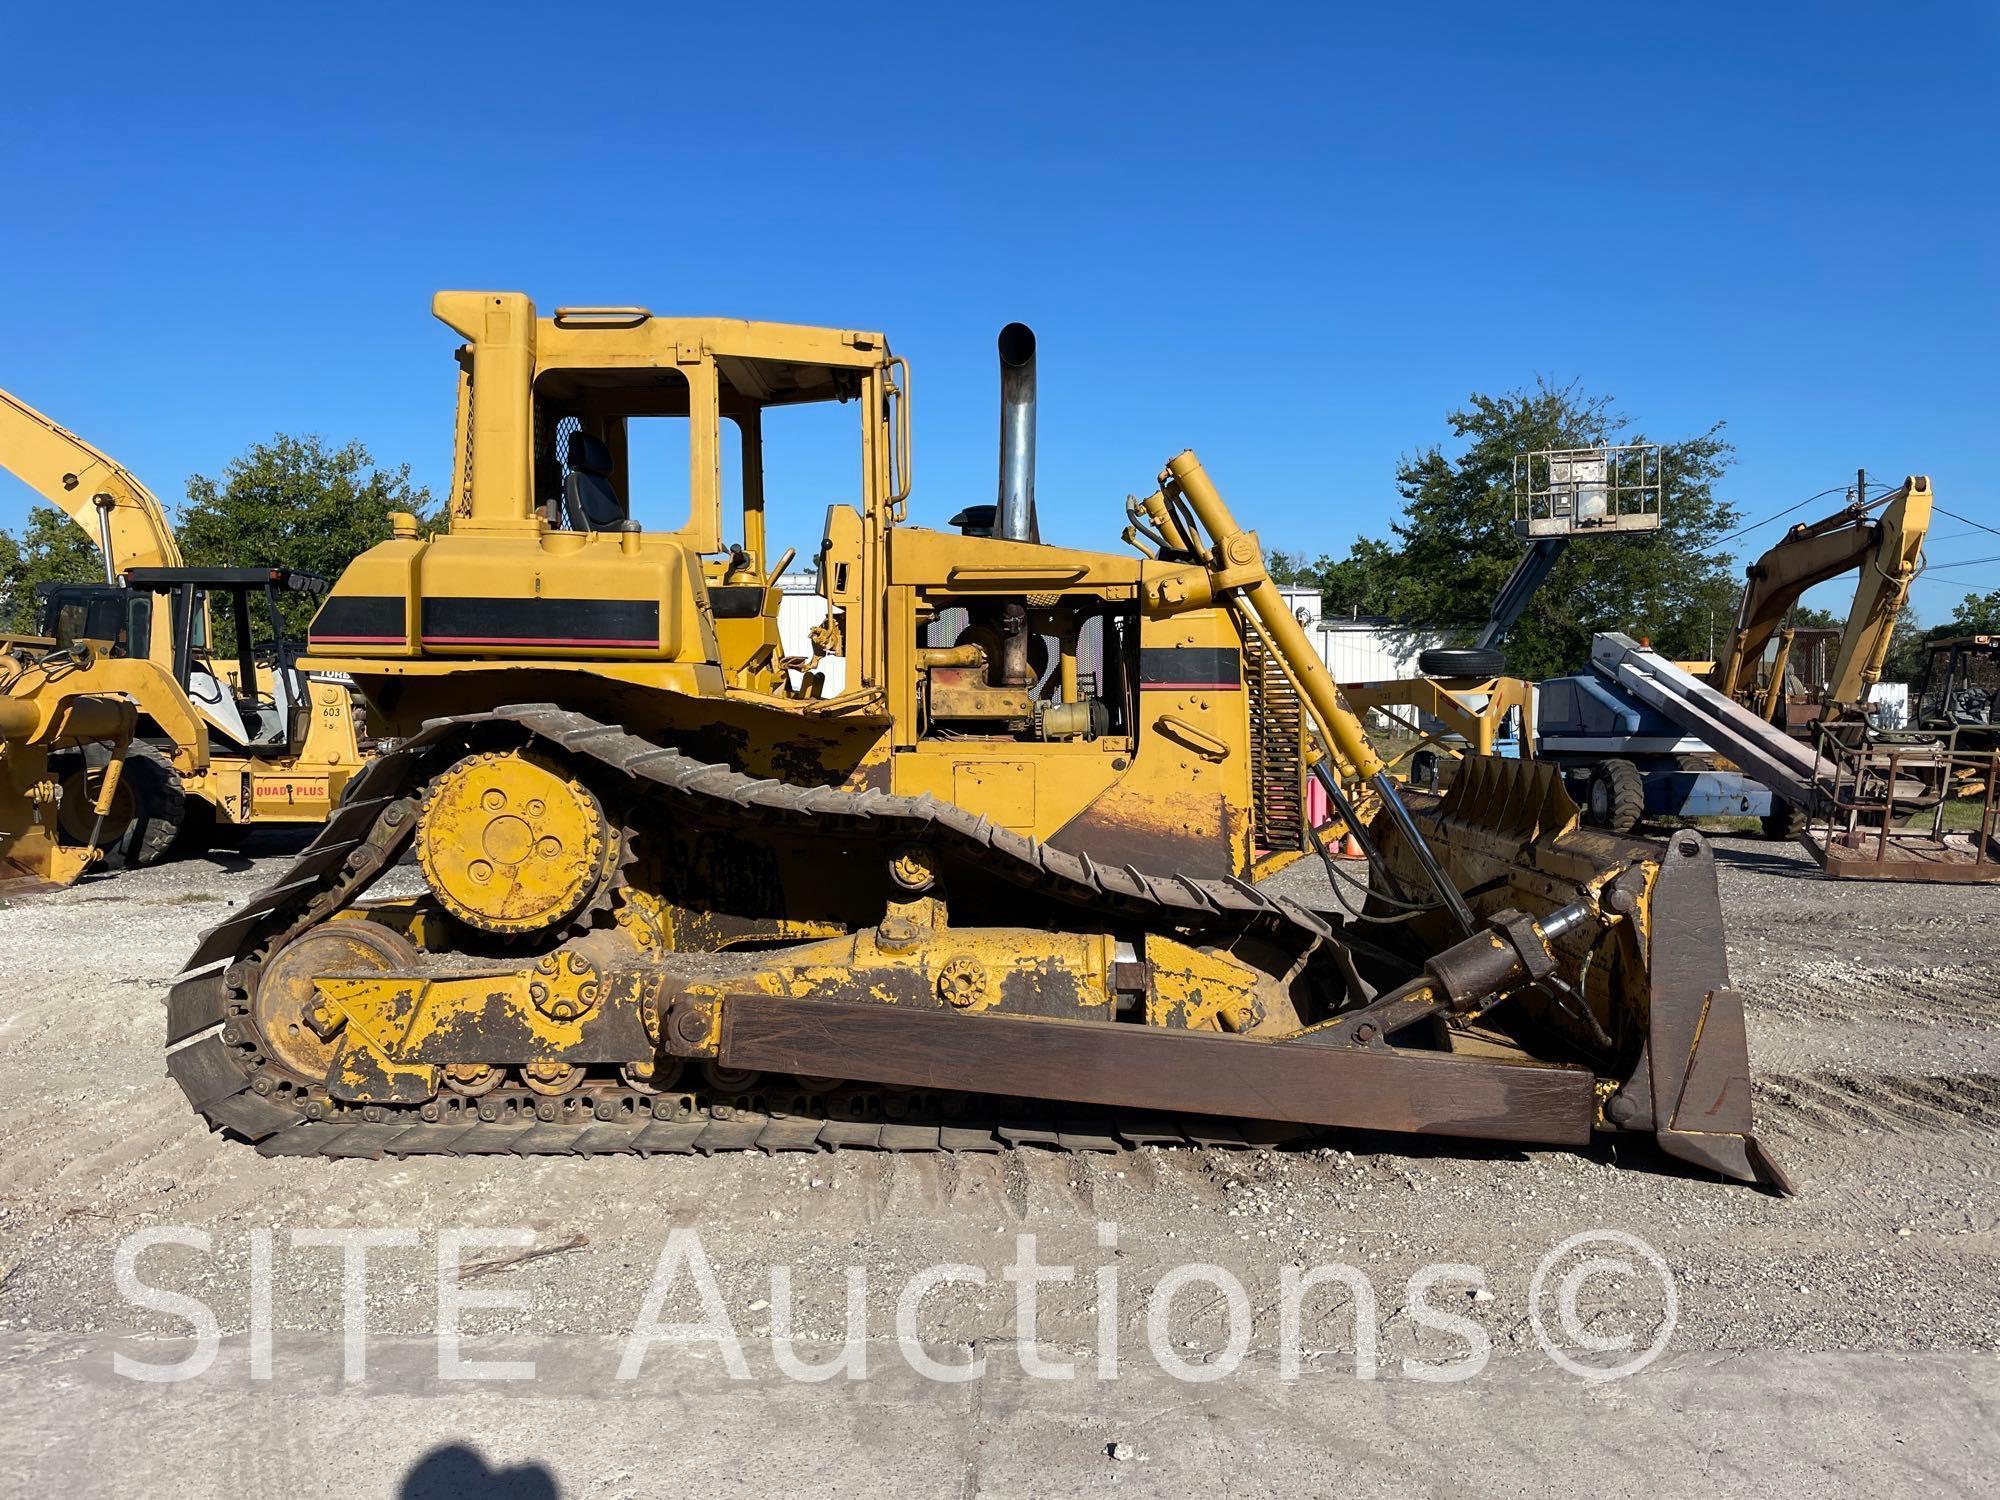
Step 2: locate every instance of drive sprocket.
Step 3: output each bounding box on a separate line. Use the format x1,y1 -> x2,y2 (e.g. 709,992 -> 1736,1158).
415,748 -> 617,936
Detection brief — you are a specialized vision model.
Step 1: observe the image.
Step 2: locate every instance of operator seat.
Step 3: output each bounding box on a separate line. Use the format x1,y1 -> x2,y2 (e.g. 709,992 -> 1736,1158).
562,431 -> 629,531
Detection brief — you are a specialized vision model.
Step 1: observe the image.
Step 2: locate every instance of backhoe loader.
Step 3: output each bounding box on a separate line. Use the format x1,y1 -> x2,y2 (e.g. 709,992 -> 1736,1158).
165,294 -> 1786,1189
0,387 -> 366,885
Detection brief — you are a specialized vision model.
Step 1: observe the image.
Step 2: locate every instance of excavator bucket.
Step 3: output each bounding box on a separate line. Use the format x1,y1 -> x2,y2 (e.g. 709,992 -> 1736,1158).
1374,755 -> 1790,1190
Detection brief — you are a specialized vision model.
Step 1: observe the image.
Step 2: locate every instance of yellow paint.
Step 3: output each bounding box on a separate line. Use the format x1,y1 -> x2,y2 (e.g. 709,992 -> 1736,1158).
304,293 -> 1317,880
0,385 -> 367,865
261,293 -> 1697,1118
416,749 -> 614,934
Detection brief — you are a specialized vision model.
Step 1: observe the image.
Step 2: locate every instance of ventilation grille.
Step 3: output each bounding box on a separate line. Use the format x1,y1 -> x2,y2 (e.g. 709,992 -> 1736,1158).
1245,632 -> 1306,854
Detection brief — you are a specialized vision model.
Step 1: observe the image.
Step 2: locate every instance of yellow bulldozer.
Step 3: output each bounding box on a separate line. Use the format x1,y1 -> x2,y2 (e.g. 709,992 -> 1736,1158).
0,388 -> 367,887
165,293 -> 1786,1189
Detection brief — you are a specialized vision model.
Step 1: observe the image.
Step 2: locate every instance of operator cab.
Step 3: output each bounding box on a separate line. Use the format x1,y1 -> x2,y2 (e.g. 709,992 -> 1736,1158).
38,581 -> 153,660
1914,635 -> 1999,742
525,319 -> 897,690
42,568 -> 327,754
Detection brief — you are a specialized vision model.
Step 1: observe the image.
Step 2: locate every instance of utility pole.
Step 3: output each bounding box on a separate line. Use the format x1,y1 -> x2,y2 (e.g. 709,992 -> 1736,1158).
1855,466 -> 1867,508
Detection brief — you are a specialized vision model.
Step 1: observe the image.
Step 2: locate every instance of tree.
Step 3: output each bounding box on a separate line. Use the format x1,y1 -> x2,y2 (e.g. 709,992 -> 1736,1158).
1283,380 -> 1741,681
178,435 -> 436,640
2,434 -> 434,642
0,504 -> 109,632
1879,605 -> 1929,684
1878,590 -> 2000,684
1944,587 -> 2000,635
1268,538 -> 1402,619
1784,605 -> 1843,632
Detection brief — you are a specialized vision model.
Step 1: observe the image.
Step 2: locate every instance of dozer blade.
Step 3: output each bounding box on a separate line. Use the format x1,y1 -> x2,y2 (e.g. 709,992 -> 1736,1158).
1376,755 -> 1791,1192
718,993 -> 1599,1147
169,709 -> 1787,1188
1615,828 -> 1793,1192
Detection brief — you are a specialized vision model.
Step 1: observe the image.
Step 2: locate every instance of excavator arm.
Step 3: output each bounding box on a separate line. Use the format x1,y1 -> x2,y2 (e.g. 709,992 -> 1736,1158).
1826,477 -> 1930,706
0,386 -> 184,577
1716,477 -> 1931,708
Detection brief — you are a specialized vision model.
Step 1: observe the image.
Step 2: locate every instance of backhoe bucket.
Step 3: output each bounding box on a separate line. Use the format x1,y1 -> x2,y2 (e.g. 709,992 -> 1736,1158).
1373,756 -> 1791,1191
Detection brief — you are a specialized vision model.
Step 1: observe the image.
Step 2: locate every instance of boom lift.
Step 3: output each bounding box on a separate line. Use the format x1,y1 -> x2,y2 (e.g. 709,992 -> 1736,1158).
1541,475 -> 1932,837
0,387 -> 365,882
164,294 -> 1784,1189
1339,446 -> 1660,786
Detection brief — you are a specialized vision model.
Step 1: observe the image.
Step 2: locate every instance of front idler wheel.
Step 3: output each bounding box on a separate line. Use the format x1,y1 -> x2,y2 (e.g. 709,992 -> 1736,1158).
251,921 -> 423,1083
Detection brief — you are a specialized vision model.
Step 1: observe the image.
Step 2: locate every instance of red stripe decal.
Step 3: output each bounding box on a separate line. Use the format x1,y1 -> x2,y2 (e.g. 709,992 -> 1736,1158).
421,635 -> 658,648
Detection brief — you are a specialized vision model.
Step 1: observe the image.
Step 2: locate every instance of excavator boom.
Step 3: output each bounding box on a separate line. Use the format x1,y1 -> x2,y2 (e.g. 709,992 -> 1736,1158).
0,386 -> 367,883
0,386 -> 184,574
1717,477 -> 1931,709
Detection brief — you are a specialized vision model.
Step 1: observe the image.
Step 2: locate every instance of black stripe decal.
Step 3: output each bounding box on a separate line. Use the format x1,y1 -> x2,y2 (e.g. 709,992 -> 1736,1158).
1138,646 -> 1241,688
310,595 -> 406,642
419,597 -> 661,646
708,585 -> 766,620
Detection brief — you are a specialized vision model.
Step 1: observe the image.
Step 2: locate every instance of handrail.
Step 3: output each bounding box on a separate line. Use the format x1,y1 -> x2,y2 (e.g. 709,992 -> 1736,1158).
551,306 -> 653,328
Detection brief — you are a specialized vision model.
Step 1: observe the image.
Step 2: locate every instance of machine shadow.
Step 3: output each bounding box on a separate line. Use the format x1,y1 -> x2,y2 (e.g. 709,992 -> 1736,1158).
400,1443 -> 559,1499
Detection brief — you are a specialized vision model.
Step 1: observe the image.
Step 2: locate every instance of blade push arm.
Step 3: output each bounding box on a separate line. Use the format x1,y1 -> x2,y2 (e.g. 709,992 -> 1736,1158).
1147,449 -> 1478,935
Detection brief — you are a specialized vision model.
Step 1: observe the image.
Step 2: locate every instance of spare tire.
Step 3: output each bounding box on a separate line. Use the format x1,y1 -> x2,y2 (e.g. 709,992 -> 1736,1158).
1418,647 -> 1507,678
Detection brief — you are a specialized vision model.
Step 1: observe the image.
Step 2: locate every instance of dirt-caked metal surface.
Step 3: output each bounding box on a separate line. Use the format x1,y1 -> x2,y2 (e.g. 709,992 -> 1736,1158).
168,705 -> 1360,1158
164,704 -> 1786,1185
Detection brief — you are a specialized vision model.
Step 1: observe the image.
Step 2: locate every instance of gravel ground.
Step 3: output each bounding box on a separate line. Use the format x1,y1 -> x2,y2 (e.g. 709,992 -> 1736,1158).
0,831 -> 1994,1497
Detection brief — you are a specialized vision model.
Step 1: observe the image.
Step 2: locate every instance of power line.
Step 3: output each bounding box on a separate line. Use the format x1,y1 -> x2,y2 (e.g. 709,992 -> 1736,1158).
1919,553 -> 2000,574
1933,504 -> 2000,540
1713,484 -> 1852,548
1910,573 -> 1999,588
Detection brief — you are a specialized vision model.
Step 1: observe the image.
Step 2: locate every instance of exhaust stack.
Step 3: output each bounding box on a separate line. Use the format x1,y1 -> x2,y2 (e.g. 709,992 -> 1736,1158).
996,322 -> 1039,542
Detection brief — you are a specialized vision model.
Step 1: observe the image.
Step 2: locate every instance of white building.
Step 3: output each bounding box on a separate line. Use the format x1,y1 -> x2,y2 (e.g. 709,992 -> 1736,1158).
775,572 -> 844,694
1277,587 -> 1435,684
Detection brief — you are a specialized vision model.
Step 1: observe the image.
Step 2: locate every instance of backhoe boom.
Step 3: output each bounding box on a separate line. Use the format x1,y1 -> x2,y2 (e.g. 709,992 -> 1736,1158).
0,386 -> 183,575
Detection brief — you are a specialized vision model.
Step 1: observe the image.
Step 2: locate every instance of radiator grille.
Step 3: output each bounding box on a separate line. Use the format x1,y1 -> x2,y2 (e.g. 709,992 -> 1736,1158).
1245,632 -> 1306,854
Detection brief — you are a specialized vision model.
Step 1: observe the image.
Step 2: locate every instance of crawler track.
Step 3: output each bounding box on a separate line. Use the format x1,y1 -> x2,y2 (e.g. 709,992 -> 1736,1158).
167,704 -> 1359,1160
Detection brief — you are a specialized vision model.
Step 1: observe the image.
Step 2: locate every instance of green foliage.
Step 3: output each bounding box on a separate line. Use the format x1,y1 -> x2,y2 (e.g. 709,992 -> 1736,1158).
1880,591 -> 2000,683
1945,587 -> 2000,635
1282,380 -> 1741,680
0,504 -> 107,632
3,434 -> 433,645
1880,606 -> 1929,683
1785,604 -> 1843,632
177,435 -> 436,641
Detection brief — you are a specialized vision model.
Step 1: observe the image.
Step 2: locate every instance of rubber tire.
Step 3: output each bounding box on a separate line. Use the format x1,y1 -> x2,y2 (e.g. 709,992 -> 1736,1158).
170,794 -> 218,858
1760,803 -> 1807,841
1584,759 -> 1646,835
60,741 -> 188,866
1418,646 -> 1507,678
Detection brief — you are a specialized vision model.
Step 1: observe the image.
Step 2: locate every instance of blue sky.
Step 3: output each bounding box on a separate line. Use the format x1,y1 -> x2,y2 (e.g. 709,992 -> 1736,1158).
2,2 -> 1994,623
